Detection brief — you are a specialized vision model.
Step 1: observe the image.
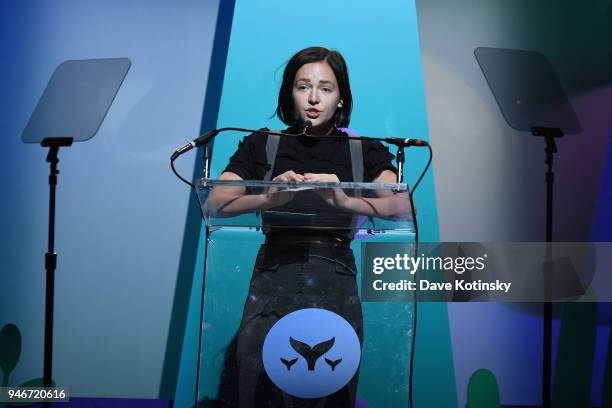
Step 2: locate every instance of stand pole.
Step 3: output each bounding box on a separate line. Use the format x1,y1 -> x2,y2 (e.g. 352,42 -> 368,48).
532,127 -> 561,408
41,137 -> 73,389
202,146 -> 211,180
194,224 -> 211,408
396,146 -> 405,184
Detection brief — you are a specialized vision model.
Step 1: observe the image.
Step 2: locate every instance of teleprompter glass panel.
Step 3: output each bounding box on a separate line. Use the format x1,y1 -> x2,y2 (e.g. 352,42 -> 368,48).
22,58 -> 130,143
475,47 -> 581,134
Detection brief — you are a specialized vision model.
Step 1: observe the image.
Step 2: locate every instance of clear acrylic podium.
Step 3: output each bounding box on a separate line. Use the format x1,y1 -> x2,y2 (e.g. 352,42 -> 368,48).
194,178 -> 416,407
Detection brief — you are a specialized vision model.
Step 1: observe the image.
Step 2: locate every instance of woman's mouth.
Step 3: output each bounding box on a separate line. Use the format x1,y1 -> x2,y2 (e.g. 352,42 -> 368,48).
305,109 -> 321,119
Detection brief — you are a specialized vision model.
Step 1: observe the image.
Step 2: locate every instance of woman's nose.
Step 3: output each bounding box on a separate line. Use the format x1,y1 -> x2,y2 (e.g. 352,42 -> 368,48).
308,89 -> 319,104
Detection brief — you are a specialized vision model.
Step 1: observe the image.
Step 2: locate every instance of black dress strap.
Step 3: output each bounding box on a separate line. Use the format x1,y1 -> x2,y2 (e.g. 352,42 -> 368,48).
349,138 -> 363,185
264,134 -> 280,181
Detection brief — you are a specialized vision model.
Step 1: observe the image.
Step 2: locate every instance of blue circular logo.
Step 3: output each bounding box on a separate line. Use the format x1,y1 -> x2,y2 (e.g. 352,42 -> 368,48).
262,308 -> 361,398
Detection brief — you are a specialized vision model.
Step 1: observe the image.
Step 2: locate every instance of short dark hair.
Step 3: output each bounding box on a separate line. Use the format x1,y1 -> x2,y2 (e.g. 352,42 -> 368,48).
276,47 -> 353,128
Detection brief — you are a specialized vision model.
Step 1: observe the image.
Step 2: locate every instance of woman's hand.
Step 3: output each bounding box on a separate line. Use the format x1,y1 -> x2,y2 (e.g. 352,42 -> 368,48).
262,170 -> 304,209
304,170 -> 412,218
204,170 -> 303,215
274,170 -> 304,183
304,173 -> 350,209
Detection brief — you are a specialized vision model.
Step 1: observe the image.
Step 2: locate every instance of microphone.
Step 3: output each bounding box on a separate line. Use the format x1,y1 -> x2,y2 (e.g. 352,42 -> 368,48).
384,137 -> 430,147
299,120 -> 312,135
171,129 -> 219,161
404,138 -> 429,147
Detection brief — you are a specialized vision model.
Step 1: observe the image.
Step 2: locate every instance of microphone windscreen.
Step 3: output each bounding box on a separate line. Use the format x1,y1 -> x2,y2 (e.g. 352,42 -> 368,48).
299,119 -> 312,134
304,120 -> 312,129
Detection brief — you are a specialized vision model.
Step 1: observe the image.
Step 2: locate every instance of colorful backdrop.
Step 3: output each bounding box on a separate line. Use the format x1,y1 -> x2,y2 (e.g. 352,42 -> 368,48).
1,1 -> 611,407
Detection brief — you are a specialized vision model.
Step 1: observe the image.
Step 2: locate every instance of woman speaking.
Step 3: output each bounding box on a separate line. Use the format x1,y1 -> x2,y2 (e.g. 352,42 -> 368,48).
207,46 -> 408,407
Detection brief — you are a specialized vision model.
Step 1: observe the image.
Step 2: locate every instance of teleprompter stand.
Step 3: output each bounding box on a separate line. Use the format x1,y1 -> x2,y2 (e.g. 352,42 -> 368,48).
475,47 -> 581,408
21,58 -> 130,391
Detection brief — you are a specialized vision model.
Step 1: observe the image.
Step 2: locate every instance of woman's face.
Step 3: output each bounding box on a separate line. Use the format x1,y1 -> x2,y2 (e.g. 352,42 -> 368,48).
292,61 -> 342,130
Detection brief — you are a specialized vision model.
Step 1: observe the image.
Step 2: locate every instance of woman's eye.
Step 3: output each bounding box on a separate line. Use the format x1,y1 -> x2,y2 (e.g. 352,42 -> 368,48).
322,87 -> 332,93
297,84 -> 309,91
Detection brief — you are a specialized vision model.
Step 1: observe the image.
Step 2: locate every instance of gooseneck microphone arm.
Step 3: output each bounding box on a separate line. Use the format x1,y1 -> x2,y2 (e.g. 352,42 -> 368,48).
170,127 -> 311,187
170,124 -> 430,186
171,127 -> 308,161
171,125 -> 429,161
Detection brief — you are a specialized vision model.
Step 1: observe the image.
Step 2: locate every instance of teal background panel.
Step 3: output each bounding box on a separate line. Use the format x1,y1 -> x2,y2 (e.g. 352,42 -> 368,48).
177,0 -> 455,406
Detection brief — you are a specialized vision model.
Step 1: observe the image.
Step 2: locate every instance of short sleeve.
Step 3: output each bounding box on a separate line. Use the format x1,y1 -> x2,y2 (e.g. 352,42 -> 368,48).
363,140 -> 397,182
223,130 -> 269,180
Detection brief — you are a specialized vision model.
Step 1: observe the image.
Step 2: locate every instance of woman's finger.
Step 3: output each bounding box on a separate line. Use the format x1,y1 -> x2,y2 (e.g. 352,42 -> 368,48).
287,170 -> 304,181
283,171 -> 303,182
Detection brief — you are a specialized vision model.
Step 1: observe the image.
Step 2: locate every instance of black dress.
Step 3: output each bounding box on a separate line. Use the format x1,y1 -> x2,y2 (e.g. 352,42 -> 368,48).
214,128 -> 396,407
223,127 -> 395,191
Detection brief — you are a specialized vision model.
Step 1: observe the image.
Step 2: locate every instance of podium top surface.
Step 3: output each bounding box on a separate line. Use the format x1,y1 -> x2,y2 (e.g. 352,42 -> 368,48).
197,178 -> 409,192
195,178 -> 415,234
